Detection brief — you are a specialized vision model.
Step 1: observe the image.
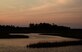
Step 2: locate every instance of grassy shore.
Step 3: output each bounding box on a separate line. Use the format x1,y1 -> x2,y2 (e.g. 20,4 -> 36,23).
27,40 -> 82,48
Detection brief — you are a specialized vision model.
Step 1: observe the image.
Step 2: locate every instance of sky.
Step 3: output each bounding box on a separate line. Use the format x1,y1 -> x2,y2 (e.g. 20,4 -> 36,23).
0,0 -> 82,28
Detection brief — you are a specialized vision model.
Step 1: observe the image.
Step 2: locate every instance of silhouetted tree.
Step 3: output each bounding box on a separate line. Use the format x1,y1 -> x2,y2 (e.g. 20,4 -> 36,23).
0,23 -> 82,39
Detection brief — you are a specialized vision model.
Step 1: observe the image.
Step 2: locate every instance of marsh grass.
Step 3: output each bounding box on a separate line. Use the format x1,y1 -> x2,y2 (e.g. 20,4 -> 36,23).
27,40 -> 82,48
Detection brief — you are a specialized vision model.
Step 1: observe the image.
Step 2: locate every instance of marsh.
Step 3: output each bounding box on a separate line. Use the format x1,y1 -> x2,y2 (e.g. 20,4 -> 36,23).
0,33 -> 81,52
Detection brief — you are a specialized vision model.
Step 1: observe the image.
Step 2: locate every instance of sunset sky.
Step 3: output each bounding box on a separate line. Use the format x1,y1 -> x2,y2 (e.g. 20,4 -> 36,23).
0,0 -> 82,28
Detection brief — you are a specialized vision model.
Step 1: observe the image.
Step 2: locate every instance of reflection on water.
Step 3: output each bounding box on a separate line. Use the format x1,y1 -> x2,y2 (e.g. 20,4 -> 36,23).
0,33 -> 81,52
0,33 -> 79,46
0,45 -> 82,52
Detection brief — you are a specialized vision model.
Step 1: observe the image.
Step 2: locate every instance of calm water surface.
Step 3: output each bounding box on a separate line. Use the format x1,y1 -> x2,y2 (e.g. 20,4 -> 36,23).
0,33 -> 81,52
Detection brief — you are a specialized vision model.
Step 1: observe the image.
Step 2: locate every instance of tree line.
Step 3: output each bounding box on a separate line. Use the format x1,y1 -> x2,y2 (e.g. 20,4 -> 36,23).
0,23 -> 70,33
0,23 -> 82,39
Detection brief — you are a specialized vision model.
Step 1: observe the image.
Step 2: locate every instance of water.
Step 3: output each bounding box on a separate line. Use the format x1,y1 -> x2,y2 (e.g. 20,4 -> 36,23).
0,45 -> 82,52
0,33 -> 81,52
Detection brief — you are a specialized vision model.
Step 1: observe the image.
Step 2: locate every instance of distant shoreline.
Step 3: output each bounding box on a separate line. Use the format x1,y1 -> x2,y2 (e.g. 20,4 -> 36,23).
0,33 -> 29,39
0,23 -> 82,39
